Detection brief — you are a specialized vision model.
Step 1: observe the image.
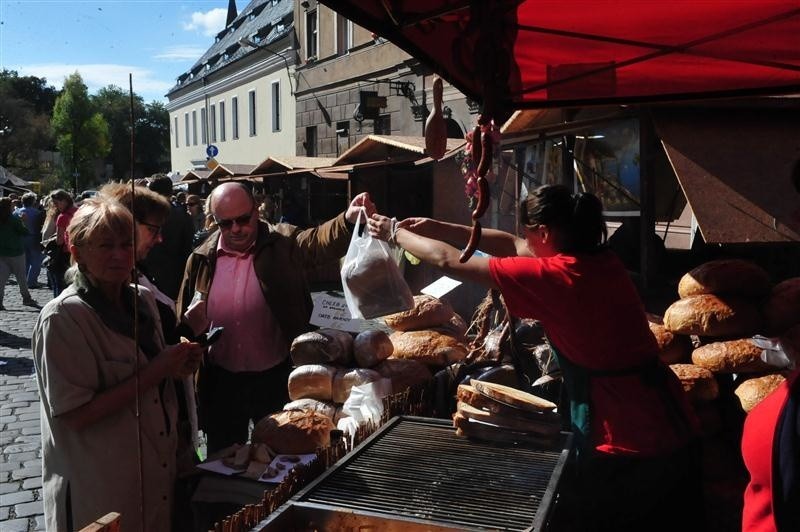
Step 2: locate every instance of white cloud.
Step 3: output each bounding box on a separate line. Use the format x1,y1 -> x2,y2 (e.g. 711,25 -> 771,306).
182,8 -> 227,37
153,45 -> 206,62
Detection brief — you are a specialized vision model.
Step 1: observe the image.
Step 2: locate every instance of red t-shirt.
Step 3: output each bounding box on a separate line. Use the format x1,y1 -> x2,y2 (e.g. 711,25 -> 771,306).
490,250 -> 696,456
56,205 -> 77,251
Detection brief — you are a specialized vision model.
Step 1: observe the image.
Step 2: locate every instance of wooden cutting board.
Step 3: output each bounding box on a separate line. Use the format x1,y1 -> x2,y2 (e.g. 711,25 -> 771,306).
470,379 -> 557,413
453,413 -> 558,446
457,384 -> 559,421
457,402 -> 560,436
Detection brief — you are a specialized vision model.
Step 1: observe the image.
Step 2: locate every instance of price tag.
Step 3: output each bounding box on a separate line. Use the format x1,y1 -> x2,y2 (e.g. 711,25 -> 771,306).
309,291 -> 392,333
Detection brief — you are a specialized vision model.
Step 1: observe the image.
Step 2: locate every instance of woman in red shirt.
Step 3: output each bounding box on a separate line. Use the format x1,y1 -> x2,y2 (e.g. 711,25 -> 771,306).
369,184 -> 702,531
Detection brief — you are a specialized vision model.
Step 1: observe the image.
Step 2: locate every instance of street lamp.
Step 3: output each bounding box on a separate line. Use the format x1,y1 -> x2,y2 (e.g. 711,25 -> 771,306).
238,37 -> 295,95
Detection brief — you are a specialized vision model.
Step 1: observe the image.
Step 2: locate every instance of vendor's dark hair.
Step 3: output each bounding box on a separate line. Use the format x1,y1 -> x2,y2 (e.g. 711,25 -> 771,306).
520,184 -> 607,253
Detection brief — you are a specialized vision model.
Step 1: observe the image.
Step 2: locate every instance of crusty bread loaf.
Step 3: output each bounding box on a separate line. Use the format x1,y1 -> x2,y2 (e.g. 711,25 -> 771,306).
663,294 -> 762,337
287,364 -> 337,401
389,330 -> 468,366
383,295 -> 454,331
432,312 -> 468,343
353,330 -> 393,368
691,338 -> 770,373
669,364 -> 719,402
678,259 -> 771,299
283,398 -> 337,420
735,374 -> 786,413
252,410 -> 334,454
374,358 -> 432,394
319,329 -> 354,366
290,331 -> 344,366
763,277 -> 800,334
648,319 -> 691,364
331,367 -> 382,404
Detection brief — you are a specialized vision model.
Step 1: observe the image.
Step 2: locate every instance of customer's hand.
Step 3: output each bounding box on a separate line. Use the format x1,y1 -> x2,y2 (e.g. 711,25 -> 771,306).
397,217 -> 433,233
367,214 -> 395,241
345,192 -> 376,224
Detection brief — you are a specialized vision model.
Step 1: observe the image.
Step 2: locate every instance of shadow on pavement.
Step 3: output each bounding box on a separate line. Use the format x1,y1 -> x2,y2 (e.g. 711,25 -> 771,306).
0,356 -> 35,376
0,330 -> 31,349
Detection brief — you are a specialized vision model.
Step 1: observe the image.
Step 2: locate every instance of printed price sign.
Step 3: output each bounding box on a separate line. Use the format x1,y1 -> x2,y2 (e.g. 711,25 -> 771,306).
309,291 -> 391,333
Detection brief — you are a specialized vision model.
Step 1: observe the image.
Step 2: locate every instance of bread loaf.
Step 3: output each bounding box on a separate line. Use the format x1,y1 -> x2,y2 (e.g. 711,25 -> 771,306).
678,259 -> 770,299
669,364 -> 719,402
332,367 -> 382,404
452,413 -> 558,446
319,329 -> 354,365
663,294 -> 762,337
763,277 -> 800,334
389,330 -> 468,366
456,402 -> 560,436
691,338 -> 771,373
353,330 -> 393,368
374,358 -> 432,394
735,374 -> 786,412
287,364 -> 337,401
252,410 -> 334,454
341,253 -> 414,319
432,312 -> 468,343
383,295 -> 454,331
471,379 -> 557,413
283,398 -> 337,420
648,319 -> 691,364
290,331 -> 343,366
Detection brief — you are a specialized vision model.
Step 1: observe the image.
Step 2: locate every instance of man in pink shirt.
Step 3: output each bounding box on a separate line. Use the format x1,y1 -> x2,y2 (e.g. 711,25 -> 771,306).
177,182 -> 375,452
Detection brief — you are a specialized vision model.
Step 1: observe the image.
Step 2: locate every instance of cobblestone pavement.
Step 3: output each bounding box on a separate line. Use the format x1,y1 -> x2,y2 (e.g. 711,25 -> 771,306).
1,275 -> 52,532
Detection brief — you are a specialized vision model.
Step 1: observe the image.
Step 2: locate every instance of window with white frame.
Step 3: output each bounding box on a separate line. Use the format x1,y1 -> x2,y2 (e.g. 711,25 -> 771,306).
336,13 -> 351,55
174,116 -> 179,147
219,101 -> 226,141
184,113 -> 190,147
210,104 -> 217,142
249,90 -> 257,136
306,9 -> 318,60
232,96 -> 239,140
201,107 -> 207,144
271,81 -> 281,132
192,110 -> 198,146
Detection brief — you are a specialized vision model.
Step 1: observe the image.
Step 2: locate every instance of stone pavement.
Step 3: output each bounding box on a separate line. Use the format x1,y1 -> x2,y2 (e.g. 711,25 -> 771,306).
1,276 -> 52,532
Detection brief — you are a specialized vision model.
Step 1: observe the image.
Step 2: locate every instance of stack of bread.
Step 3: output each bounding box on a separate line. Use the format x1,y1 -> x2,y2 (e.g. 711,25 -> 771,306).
453,379 -> 561,446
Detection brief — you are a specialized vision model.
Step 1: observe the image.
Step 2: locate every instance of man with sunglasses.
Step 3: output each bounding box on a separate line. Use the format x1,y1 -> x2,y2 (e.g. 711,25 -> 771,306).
176,182 -> 376,453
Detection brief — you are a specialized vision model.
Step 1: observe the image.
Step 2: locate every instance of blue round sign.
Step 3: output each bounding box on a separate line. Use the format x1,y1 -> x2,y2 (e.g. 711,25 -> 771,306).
206,144 -> 219,157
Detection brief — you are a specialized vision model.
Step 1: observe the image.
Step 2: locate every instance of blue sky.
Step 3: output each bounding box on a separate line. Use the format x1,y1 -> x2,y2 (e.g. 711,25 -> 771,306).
1,0 -> 232,103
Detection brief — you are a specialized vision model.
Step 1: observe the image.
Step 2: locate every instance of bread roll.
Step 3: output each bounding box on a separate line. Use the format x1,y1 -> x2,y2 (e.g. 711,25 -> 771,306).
353,330 -> 393,368
763,277 -> 800,334
648,319 -> 691,364
383,295 -> 454,331
290,331 -> 343,366
678,259 -> 770,299
691,338 -> 771,373
252,410 -> 334,454
374,358 -> 432,394
332,367 -> 382,404
669,364 -> 719,402
735,373 -> 786,413
663,294 -> 762,337
287,364 -> 337,401
389,330 -> 468,366
319,329 -> 354,365
283,398 -> 337,420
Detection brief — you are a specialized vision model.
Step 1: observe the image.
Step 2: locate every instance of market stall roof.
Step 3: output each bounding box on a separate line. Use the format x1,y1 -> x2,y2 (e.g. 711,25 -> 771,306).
0,166 -> 29,187
207,163 -> 256,180
251,155 -> 338,174
334,135 -> 464,165
322,1 -> 800,115
180,169 -> 211,182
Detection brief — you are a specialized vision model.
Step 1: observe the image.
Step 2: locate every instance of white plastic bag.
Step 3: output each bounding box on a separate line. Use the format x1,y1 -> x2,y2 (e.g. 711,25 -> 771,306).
337,378 -> 393,446
341,209 -> 414,319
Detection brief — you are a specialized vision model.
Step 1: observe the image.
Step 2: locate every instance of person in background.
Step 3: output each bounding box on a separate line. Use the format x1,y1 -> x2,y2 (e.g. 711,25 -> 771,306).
176,182 -> 376,453
142,175 -> 194,300
32,197 -> 204,531
48,189 -> 76,296
186,194 -> 205,233
368,184 -> 703,532
258,194 -> 277,223
1,197 -> 39,310
40,196 -> 58,290
175,191 -> 187,208
15,192 -> 44,288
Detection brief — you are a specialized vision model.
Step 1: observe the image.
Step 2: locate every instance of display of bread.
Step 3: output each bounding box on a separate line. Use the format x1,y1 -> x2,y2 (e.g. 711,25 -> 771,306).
353,330 -> 393,367
283,398 -> 337,420
763,277 -> 800,334
647,315 -> 691,364
663,294 -> 762,337
374,359 -> 432,394
452,413 -> 559,446
735,374 -> 786,413
287,364 -> 337,401
389,330 -> 468,366
383,294 -> 456,331
456,402 -> 560,436
290,331 -> 347,366
432,312 -> 469,343
669,364 -> 719,402
691,338 -> 771,373
252,410 -> 335,454
332,367 -> 382,403
677,259 -> 770,299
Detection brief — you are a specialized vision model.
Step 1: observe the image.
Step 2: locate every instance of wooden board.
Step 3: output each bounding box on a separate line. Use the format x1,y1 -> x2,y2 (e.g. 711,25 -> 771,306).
453,414 -> 558,447
470,379 -> 557,413
457,402 -> 560,436
457,384 -> 559,421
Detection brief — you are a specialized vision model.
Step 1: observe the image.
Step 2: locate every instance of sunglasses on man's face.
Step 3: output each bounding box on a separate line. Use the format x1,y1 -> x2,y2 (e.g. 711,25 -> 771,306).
213,212 -> 253,229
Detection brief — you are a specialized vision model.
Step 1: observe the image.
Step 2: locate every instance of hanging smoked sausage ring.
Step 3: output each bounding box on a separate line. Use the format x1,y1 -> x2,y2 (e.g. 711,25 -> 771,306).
460,120 -> 493,263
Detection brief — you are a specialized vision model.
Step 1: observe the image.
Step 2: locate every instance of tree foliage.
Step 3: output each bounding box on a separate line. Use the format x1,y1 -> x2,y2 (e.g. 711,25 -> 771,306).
0,70 -> 57,172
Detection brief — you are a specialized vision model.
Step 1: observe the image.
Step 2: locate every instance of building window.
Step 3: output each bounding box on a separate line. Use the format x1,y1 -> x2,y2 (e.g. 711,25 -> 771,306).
184,113 -> 190,147
232,96 -> 239,140
336,14 -> 351,55
271,81 -> 281,132
374,114 -> 391,135
200,107 -> 207,144
210,104 -> 217,142
248,90 -> 257,136
219,101 -> 226,141
305,126 -> 317,156
174,116 -> 179,147
306,9 -> 318,60
192,110 -> 198,146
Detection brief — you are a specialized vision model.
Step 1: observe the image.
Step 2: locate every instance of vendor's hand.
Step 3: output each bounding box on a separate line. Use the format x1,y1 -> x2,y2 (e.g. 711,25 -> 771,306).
181,299 -> 210,337
345,192 -> 376,224
397,217 -> 432,234
367,214 -> 395,241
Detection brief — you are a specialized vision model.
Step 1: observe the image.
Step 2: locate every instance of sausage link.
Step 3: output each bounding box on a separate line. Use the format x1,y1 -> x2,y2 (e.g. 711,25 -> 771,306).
472,176 -> 490,220
459,221 -> 482,263
471,126 -> 482,167
477,128 -> 493,177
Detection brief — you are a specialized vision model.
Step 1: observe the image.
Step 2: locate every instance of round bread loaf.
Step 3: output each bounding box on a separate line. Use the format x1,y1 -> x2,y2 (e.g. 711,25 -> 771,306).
763,277 -> 800,334
353,330 -> 394,368
252,410 -> 334,454
669,364 -> 719,402
374,358 -> 432,394
648,319 -> 691,364
678,259 -> 771,299
389,330 -> 468,366
287,364 -> 337,401
691,338 -> 771,373
735,373 -> 786,413
283,398 -> 337,420
319,329 -> 354,365
290,331 -> 343,366
331,367 -> 383,404
383,295 -> 454,331
663,294 -> 762,337
432,312 -> 469,343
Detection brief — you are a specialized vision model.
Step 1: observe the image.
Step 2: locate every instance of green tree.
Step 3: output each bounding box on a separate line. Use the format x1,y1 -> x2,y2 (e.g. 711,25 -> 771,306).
137,101 -> 170,175
51,72 -> 110,192
0,70 -> 56,172
93,85 -> 144,180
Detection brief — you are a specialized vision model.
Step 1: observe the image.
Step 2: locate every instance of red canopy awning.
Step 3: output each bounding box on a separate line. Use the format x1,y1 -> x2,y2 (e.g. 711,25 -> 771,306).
321,1 -> 800,117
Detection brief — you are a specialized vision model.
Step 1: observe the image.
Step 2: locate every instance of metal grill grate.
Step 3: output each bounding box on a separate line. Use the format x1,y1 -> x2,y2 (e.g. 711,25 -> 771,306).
296,416 -> 571,531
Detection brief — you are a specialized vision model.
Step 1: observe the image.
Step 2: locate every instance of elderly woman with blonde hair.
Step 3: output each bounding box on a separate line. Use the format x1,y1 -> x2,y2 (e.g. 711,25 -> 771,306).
32,196 -> 204,531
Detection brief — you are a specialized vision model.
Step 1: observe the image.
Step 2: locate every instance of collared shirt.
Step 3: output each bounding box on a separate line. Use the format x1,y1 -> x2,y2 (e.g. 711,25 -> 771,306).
206,237 -> 287,372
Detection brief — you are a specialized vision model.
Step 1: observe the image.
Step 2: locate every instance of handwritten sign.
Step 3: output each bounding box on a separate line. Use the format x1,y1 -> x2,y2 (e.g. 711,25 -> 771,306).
310,291 -> 392,333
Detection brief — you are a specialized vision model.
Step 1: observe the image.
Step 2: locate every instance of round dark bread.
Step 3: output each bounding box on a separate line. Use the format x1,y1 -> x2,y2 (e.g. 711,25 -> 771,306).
669,363 -> 719,402
374,358 -> 432,394
353,330 -> 393,368
663,294 -> 762,337
252,410 -> 334,454
678,259 -> 770,299
763,277 -> 800,334
691,338 -> 771,374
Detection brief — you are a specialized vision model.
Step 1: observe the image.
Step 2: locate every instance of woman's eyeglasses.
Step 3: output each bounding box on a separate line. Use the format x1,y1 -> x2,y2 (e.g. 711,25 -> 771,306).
213,212 -> 252,229
139,221 -> 162,237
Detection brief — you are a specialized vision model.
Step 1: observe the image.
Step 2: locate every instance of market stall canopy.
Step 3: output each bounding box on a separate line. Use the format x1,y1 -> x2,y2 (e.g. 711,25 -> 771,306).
180,169 -> 211,182
322,1 -> 800,115
251,156 -> 337,174
655,105 -> 800,243
0,165 -> 29,187
207,163 -> 256,180
334,135 -> 464,165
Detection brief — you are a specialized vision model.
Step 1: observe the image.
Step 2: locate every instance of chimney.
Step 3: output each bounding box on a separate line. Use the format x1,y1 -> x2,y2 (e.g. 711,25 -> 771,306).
226,0 -> 238,27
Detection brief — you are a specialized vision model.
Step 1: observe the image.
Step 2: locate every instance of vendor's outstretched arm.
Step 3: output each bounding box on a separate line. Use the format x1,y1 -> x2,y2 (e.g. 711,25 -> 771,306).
398,217 -> 530,257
